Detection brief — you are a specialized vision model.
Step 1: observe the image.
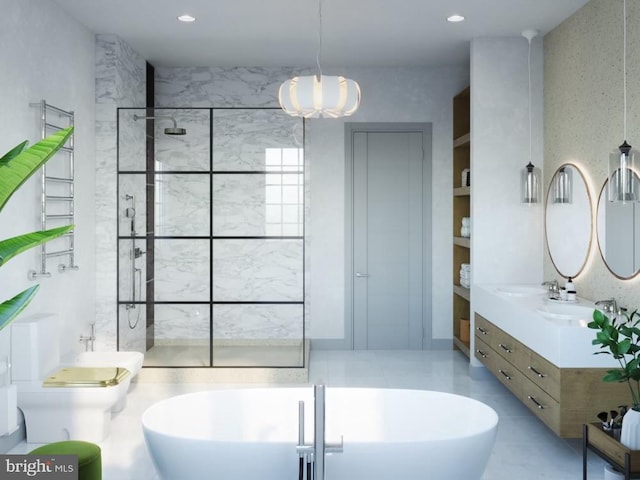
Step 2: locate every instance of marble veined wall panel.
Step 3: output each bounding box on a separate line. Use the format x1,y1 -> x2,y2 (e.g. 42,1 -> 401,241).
118,304 -> 146,353
212,304 -> 303,340
154,66 -> 302,108
118,174 -> 146,237
118,108 -> 146,171
212,109 -> 302,171
96,35 -> 146,351
212,239 -> 303,301
212,174 -> 266,236
155,173 -> 210,237
154,304 -> 210,342
154,108 -> 210,171
155,239 -> 210,301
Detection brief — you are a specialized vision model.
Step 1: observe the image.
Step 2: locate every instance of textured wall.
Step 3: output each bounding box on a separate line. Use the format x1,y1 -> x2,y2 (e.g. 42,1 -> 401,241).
155,65 -> 469,341
544,0 -> 640,308
0,0 -> 96,356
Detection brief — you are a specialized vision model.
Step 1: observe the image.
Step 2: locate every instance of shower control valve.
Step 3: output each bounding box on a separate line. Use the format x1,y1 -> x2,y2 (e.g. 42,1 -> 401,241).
133,247 -> 146,259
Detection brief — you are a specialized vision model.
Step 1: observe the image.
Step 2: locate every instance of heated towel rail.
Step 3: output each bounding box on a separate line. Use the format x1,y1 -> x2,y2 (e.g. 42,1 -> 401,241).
28,100 -> 79,280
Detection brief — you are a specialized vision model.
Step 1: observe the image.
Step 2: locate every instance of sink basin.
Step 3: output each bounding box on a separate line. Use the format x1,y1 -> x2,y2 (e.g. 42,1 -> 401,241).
495,285 -> 547,297
536,303 -> 596,323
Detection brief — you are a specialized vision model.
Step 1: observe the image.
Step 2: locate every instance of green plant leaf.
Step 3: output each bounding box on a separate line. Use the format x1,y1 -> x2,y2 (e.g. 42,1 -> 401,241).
619,338 -> 632,355
0,225 -> 74,267
593,309 -> 607,326
0,286 -> 39,331
603,370 -> 626,382
597,331 -> 612,344
0,140 -> 28,164
0,127 -> 73,212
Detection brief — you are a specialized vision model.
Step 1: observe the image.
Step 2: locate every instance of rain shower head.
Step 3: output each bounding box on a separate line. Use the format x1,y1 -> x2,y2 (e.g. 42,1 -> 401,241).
133,114 -> 187,135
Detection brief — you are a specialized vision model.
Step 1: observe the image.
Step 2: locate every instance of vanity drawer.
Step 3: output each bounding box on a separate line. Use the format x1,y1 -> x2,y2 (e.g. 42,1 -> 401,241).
474,336 -> 493,368
475,314 -> 520,362
490,351 -> 522,398
492,327 -> 521,363
474,314 -> 496,343
520,374 -> 561,434
516,345 -> 561,401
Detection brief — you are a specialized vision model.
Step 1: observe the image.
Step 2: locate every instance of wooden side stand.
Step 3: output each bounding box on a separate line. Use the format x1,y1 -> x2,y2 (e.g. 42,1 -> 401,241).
583,423 -> 640,479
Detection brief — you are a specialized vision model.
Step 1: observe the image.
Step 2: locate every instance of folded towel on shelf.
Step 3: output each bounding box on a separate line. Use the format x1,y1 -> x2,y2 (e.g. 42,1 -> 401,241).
460,263 -> 471,288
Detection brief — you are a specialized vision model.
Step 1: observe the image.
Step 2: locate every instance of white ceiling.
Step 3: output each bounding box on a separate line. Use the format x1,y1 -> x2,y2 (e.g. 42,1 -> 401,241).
52,0 -> 590,68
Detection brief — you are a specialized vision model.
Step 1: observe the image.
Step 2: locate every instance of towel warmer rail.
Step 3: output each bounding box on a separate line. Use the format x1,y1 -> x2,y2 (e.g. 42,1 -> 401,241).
28,100 -> 79,280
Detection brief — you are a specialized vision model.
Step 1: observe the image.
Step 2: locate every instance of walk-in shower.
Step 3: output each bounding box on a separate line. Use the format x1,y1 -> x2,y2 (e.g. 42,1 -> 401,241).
117,107 -> 306,369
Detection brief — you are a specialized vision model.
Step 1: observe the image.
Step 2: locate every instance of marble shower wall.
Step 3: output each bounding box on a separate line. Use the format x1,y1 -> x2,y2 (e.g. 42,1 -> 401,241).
149,103 -> 305,343
95,35 -> 146,351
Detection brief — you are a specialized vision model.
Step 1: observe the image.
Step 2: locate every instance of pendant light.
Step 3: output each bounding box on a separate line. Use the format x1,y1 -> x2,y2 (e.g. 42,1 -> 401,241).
609,0 -> 638,203
552,167 -> 572,204
521,29 -> 541,204
278,0 -> 361,118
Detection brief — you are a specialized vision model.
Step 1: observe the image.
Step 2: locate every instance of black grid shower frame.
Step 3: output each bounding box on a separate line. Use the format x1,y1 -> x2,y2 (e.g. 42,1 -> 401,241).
116,107 -> 306,368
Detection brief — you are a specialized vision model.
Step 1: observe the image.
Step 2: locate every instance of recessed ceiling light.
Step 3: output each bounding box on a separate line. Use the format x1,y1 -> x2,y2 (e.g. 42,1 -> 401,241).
447,14 -> 465,23
177,14 -> 196,23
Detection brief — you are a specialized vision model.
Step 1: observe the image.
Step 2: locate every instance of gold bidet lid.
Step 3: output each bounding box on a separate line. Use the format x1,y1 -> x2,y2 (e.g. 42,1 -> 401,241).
43,367 -> 130,387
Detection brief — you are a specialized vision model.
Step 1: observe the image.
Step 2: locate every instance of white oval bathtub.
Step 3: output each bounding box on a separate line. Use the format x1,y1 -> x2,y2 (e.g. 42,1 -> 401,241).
142,388 -> 498,480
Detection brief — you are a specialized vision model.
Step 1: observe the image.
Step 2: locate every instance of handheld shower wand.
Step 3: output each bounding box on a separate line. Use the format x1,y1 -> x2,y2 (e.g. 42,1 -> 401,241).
124,194 -> 144,329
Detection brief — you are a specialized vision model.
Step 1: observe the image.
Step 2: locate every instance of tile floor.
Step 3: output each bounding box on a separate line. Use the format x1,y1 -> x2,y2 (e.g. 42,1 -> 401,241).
9,350 -> 608,479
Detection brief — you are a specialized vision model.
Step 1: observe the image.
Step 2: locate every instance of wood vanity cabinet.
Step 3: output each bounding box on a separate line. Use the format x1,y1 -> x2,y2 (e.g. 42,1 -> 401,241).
474,313 -> 629,438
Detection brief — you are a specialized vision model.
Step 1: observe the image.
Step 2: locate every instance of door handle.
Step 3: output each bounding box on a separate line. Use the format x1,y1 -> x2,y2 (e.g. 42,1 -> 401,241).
355,272 -> 370,277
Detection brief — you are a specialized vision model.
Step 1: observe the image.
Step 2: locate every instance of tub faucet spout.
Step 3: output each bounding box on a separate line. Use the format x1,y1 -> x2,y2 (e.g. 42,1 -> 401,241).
296,385 -> 343,480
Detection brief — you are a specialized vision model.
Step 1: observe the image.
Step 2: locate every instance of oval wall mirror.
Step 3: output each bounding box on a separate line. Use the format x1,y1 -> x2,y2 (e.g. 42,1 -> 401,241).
545,164 -> 592,278
597,172 -> 640,279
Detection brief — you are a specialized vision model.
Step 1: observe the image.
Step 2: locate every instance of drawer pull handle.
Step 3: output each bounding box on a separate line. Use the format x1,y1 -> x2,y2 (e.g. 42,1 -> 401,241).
498,343 -> 512,353
477,327 -> 488,335
498,369 -> 511,380
476,349 -> 488,359
528,366 -> 546,378
527,395 -> 546,410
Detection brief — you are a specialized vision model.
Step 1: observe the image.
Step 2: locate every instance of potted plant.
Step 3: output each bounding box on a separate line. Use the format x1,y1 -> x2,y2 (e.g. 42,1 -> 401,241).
0,127 -> 74,330
588,308 -> 640,448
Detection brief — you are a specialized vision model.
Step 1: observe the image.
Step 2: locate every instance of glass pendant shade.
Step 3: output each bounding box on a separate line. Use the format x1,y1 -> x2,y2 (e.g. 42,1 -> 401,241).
279,75 -> 361,118
553,167 -> 572,204
522,162 -> 541,204
608,141 -> 638,203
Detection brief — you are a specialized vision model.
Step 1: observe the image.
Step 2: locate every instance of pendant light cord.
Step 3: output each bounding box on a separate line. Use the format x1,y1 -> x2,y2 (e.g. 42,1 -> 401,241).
528,36 -> 532,166
316,0 -> 323,79
624,0 -> 627,140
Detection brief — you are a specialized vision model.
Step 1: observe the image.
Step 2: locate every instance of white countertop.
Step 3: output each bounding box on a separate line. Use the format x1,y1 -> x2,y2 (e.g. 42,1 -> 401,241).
474,284 -> 618,368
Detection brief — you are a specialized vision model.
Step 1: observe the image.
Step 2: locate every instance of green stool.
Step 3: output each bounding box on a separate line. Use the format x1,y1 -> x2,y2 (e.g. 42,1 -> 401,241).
29,440 -> 101,480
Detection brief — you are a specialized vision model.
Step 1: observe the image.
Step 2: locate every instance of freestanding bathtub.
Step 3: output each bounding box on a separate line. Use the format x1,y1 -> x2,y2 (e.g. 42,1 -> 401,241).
142,387 -> 498,480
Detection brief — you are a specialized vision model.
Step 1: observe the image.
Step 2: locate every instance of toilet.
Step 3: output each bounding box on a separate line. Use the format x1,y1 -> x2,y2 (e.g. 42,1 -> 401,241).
10,314 -> 130,444
65,350 -> 143,412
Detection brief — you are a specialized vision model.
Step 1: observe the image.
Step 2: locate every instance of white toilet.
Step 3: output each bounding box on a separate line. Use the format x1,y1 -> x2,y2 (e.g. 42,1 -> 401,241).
65,350 -> 143,412
10,314 -> 130,444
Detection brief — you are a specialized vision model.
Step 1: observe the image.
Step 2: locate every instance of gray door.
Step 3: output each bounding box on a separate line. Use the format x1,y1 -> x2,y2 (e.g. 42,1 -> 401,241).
352,130 -> 427,349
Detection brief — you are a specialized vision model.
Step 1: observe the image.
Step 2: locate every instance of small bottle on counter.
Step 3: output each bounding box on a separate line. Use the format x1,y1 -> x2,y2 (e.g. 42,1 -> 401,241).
565,277 -> 576,301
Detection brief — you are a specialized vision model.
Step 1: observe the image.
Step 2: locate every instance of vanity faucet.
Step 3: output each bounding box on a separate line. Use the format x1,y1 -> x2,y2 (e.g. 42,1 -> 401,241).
595,298 -> 620,316
541,280 -> 559,298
